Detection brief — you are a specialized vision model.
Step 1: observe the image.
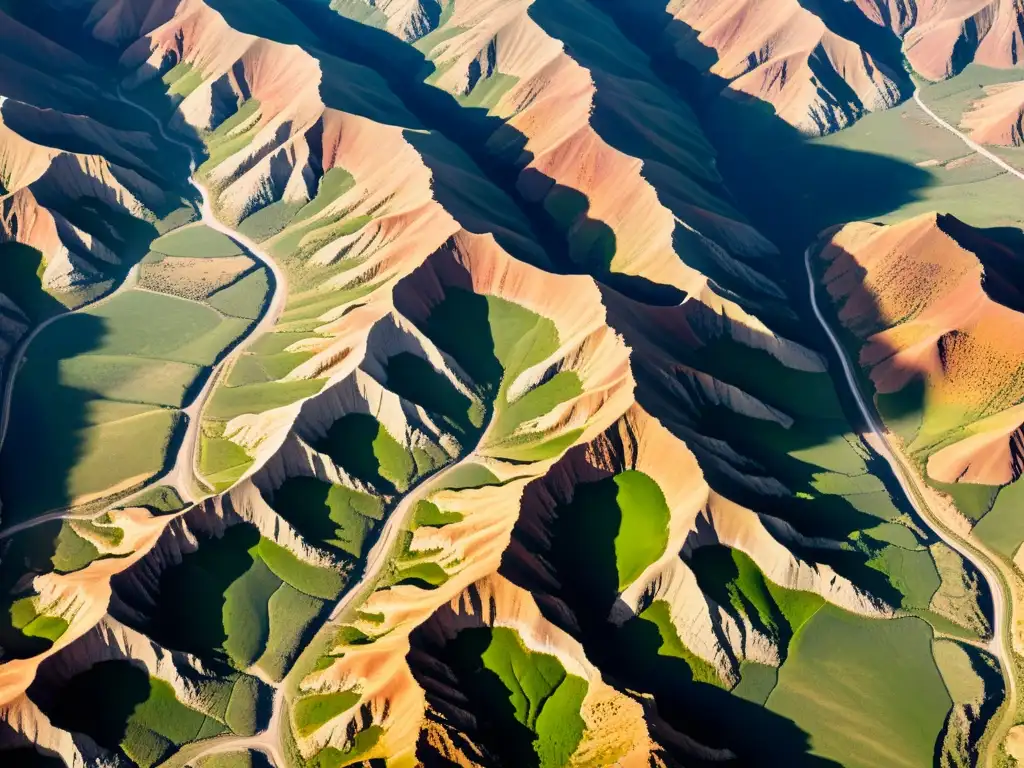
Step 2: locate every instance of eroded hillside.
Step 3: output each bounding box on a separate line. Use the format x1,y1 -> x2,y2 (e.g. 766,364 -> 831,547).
0,1 -> 1011,768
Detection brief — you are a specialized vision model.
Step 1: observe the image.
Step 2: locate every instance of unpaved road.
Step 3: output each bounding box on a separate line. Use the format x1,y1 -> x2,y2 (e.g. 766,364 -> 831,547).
0,92 -> 288,537
804,236 -> 1016,766
120,92 -> 289,503
172,435 -> 489,766
913,91 -> 1024,183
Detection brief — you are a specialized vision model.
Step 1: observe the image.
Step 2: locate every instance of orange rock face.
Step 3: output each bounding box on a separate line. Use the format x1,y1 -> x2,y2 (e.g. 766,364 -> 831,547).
663,0 -> 905,134
855,0 -> 1024,80
962,80 -> 1024,146
818,212 -> 1024,484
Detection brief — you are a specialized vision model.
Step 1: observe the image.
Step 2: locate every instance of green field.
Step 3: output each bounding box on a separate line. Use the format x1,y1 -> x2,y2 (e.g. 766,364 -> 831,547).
207,268 -> 270,320
632,599 -> 725,687
709,76 -> 1024,263
151,224 -> 244,259
411,287 -> 590,461
436,627 -> 589,767
47,660 -> 232,768
0,283 -> 256,518
689,546 -> 825,657
199,423 -> 254,492
201,99 -> 263,173
206,379 -> 325,421
312,412 -> 420,492
82,291 -> 249,367
766,607 -> 951,768
268,476 -> 384,557
57,355 -> 202,408
143,524 -> 341,676
972,479 -> 1024,559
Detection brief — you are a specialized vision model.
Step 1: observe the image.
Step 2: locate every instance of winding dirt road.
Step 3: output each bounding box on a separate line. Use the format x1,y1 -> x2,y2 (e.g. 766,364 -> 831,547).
803,101 -> 1020,759
0,91 -> 288,536
120,92 -> 290,503
913,91 -> 1024,183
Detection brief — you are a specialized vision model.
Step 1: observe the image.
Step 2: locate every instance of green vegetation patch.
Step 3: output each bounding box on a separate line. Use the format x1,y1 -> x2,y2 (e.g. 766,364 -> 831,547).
148,524 -> 338,670
550,471 -> 670,594
634,599 -> 724,688
490,371 -> 582,451
766,608 -> 951,768
419,288 -> 559,402
207,267 -> 270,320
689,545 -> 825,653
866,543 -> 940,610
151,224 -> 243,259
201,99 -> 263,172
933,640 -> 985,705
293,168 -> 356,224
293,690 -> 361,737
199,422 -> 253,492
733,661 -> 779,705
269,476 -> 383,557
238,200 -> 306,242
442,627 -> 588,767
312,412 -> 416,492
384,352 -> 482,436
164,61 -> 204,99
127,485 -> 186,514
438,462 -> 500,490
47,660 -> 226,767
257,537 -> 344,600
411,499 -> 463,528
973,479 -> 1024,559
257,583 -> 324,681
206,378 -> 325,421
9,597 -> 67,642
50,524 -> 102,573
57,355 -> 202,408
609,471 -> 670,589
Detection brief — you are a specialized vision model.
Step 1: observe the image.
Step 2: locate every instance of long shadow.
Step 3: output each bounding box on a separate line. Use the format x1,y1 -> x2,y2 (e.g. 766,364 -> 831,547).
498,469 -> 840,765
0,718 -> 66,768
40,659 -> 151,754
237,0 -> 972,760
111,523 -> 261,666
0,518 -> 79,660
409,627 -> 540,768
585,0 -> 933,337
205,0 -> 684,302
0,314 -> 106,524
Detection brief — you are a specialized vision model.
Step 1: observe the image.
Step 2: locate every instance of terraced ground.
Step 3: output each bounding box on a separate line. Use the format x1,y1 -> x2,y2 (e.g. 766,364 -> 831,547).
0,220 -> 268,520
0,1 -> 1021,767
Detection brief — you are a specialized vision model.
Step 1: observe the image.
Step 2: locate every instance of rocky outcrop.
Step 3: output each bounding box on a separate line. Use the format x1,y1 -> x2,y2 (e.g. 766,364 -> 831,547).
855,0 -> 1024,80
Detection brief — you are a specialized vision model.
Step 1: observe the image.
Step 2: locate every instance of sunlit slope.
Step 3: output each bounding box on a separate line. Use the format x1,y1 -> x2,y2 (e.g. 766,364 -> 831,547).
648,0 -> 906,134
327,0 -> 790,310
962,80 -> 1024,146
855,0 -> 1024,80
0,9 -> 188,312
814,213 -> 1024,570
0,2 -> 998,767
817,213 -> 1024,483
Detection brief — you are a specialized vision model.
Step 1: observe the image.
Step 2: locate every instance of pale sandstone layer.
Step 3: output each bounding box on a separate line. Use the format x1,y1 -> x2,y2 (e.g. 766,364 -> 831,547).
819,212 -> 1024,484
